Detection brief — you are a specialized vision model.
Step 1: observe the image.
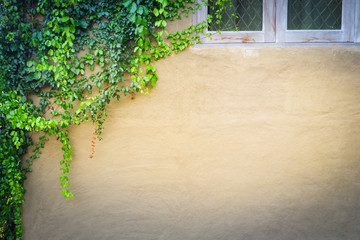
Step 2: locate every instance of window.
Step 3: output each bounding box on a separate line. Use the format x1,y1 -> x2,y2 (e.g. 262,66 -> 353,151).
195,0 -> 360,43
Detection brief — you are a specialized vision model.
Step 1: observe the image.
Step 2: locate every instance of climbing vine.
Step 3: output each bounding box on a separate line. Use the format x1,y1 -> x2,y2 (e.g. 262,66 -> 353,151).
0,0 -> 229,239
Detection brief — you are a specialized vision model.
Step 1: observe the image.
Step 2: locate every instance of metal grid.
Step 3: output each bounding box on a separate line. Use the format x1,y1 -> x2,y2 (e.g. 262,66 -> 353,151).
287,0 -> 342,30
208,0 -> 263,31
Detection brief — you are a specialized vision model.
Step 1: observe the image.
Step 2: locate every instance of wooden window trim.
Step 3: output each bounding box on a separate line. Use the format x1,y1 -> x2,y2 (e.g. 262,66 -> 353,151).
276,0 -> 355,43
195,0 -> 360,43
196,0 -> 276,43
355,0 -> 360,42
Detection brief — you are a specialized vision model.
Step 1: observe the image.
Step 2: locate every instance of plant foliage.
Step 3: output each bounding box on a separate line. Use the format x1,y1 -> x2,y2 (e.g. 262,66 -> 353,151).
0,0 -> 228,238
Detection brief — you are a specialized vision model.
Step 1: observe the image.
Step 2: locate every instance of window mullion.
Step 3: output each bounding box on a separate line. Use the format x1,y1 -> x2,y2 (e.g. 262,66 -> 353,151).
264,0 -> 276,42
276,0 -> 288,42
355,0 -> 360,42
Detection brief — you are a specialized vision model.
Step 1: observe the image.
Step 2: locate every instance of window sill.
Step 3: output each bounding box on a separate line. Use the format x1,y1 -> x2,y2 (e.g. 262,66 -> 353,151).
191,42 -> 360,49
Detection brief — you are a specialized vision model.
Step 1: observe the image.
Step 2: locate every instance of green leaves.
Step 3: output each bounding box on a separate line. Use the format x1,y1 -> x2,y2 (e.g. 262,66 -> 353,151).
61,16 -> 70,22
122,0 -> 133,8
155,20 -> 167,27
76,19 -> 89,29
34,71 -> 42,80
130,2 -> 138,13
0,0 -> 214,238
153,8 -> 159,16
10,44 -> 18,51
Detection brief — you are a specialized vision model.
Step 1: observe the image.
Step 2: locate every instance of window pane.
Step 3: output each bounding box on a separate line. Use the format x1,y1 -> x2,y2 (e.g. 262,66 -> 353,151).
208,0 -> 263,31
287,0 -> 342,30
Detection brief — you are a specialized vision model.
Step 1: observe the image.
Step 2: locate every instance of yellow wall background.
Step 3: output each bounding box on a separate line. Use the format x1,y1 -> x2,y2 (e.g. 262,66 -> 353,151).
22,18 -> 360,240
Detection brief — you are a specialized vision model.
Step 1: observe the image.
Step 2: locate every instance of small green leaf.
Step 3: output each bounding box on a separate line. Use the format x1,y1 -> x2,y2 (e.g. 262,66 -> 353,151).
10,44 -> 18,51
129,13 -> 136,22
61,16 -> 70,22
77,19 -> 89,29
137,6 -> 144,14
130,2 -> 137,13
137,38 -> 143,47
123,0 -> 132,8
34,72 -> 41,80
151,75 -> 158,87
153,8 -> 159,17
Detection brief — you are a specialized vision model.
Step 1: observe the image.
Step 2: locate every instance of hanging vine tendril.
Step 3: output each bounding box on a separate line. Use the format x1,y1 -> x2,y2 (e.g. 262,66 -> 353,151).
0,0 -> 229,238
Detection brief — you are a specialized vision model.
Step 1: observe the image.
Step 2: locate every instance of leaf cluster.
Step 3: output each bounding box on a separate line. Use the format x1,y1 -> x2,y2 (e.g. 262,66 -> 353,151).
0,0 -> 229,239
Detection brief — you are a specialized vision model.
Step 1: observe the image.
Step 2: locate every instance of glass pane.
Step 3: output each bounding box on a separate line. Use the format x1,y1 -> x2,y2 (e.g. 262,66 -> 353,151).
288,0 -> 342,30
208,0 -> 263,31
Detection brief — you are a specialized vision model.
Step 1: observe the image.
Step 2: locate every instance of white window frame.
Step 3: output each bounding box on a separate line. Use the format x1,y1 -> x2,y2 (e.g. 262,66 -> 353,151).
196,0 -> 276,43
277,0 -> 355,42
195,0 -> 360,43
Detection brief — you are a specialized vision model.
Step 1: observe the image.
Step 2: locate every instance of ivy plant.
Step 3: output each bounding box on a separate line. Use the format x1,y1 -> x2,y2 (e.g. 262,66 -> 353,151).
0,0 -> 229,239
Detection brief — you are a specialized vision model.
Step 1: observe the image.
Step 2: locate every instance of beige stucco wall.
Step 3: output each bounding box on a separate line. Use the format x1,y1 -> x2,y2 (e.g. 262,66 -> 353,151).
22,19 -> 360,240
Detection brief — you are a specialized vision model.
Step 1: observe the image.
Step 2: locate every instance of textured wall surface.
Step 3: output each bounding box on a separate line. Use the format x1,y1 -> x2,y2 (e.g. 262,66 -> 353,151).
22,42 -> 360,239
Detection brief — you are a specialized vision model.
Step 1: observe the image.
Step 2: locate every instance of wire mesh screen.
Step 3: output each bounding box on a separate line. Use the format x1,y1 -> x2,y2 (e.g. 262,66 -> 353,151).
287,0 -> 342,30
208,0 -> 263,31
